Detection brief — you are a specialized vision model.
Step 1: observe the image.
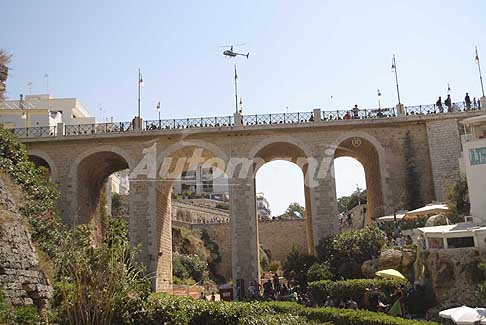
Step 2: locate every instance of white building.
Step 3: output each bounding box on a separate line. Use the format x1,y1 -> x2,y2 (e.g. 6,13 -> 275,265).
172,166 -> 228,195
417,223 -> 486,250
461,115 -> 486,225
256,193 -> 271,220
0,94 -> 95,128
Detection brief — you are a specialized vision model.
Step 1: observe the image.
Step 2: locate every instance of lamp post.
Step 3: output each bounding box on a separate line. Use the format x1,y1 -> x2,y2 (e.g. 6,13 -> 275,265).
391,54 -> 401,105
156,101 -> 161,120
20,94 -> 29,135
137,69 -> 144,119
476,47 -> 485,98
377,89 -> 382,110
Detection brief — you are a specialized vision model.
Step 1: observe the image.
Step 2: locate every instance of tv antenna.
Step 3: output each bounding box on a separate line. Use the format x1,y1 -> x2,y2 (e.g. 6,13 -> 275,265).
221,44 -> 249,113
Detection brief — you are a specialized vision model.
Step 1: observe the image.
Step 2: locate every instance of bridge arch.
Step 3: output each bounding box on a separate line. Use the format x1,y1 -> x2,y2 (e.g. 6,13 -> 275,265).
251,138 -> 315,257
331,131 -> 388,222
71,146 -> 132,229
27,149 -> 57,180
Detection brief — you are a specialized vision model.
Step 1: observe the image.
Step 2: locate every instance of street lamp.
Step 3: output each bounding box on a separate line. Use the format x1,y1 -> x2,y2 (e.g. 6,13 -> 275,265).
19,94 -> 28,128
476,47 -> 485,98
391,54 -> 401,105
156,101 -> 161,121
137,69 -> 144,119
377,89 -> 382,110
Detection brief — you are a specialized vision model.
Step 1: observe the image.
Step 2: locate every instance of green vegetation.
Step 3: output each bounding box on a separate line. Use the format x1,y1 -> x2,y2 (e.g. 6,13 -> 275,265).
447,176 -> 470,224
171,226 -> 222,283
0,293 -> 39,325
133,294 -> 438,325
306,262 -> 332,283
282,244 -> 317,288
279,202 -> 305,219
315,226 -> 385,279
308,278 -> 405,306
337,189 -> 367,213
477,262 -> 486,302
52,219 -> 150,324
0,127 -> 150,323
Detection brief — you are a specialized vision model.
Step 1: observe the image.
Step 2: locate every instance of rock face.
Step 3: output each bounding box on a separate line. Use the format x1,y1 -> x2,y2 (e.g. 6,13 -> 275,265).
415,247 -> 486,306
0,177 -> 53,309
361,249 -> 416,278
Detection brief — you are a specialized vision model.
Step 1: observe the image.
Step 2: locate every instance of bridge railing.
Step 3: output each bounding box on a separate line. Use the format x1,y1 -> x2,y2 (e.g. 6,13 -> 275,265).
9,100 -> 483,139
144,115 -> 234,130
64,122 -> 133,136
10,126 -> 57,138
321,107 -> 397,120
242,111 -> 314,126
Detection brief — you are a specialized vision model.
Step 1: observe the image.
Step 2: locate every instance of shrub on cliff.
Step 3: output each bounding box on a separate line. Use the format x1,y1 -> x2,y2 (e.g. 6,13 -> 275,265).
52,219 -> 150,324
0,126 -> 66,258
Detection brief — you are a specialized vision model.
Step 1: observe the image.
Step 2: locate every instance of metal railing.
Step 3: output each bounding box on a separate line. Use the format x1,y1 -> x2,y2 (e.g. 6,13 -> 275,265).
404,101 -> 481,115
242,111 -> 314,126
144,115 -> 234,130
9,100 -> 483,139
64,122 -> 133,136
321,107 -> 397,121
10,126 -> 56,138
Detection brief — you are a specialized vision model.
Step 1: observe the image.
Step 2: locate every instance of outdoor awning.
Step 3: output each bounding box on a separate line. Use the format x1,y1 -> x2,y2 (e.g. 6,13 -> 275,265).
417,223 -> 486,236
404,203 -> 449,220
376,213 -> 406,222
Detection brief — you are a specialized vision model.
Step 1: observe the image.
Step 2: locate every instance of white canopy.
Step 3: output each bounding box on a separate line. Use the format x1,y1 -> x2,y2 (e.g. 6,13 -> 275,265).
404,203 -> 449,220
376,213 -> 406,222
439,306 -> 486,324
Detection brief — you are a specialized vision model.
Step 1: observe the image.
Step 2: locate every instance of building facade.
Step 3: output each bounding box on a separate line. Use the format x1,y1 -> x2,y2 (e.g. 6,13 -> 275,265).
0,94 -> 95,128
172,166 -> 228,195
461,115 -> 486,224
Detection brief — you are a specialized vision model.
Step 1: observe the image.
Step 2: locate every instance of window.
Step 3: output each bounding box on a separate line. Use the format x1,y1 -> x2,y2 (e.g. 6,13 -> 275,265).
447,236 -> 475,248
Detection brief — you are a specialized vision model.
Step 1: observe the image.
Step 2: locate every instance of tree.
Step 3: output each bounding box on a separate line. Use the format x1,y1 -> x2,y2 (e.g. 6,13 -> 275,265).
280,202 -> 305,219
337,189 -> 368,213
282,244 -> 317,288
315,226 -> 385,279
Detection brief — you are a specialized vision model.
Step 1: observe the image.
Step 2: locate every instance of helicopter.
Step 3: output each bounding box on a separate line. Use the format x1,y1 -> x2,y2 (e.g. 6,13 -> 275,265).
222,45 -> 249,59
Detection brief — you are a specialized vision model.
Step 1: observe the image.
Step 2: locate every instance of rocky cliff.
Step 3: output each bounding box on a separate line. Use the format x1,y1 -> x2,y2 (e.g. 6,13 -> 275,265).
0,176 -> 53,309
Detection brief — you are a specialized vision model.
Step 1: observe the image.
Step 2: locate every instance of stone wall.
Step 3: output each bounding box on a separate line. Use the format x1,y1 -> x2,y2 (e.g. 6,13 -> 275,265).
426,119 -> 463,202
0,177 -> 53,309
183,219 -> 308,280
416,247 -> 486,306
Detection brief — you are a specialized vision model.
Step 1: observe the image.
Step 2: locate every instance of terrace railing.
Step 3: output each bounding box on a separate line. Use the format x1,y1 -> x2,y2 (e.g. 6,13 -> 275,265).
9,100 -> 483,139
144,115 -> 234,130
64,122 -> 133,136
10,126 -> 56,138
242,111 -> 314,126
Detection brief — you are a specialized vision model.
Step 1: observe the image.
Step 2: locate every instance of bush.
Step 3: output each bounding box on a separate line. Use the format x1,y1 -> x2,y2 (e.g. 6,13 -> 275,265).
172,252 -> 209,283
282,244 -> 317,288
307,262 -> 332,282
52,219 -> 151,324
308,278 -> 406,306
0,293 -> 39,325
0,127 -> 66,258
316,226 -> 385,279
447,176 -> 470,224
139,294 -> 438,325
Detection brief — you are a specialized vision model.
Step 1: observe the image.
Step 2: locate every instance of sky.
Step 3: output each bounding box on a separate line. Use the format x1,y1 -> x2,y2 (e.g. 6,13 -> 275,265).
2,0 -> 485,215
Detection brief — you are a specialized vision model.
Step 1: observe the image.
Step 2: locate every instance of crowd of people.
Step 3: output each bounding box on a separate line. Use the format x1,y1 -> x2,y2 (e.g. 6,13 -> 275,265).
246,273 -> 309,303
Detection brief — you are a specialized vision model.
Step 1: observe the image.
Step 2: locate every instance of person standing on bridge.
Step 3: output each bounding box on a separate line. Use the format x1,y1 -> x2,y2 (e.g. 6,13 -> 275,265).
352,104 -> 359,119
436,96 -> 443,113
445,94 -> 452,112
465,93 -> 472,110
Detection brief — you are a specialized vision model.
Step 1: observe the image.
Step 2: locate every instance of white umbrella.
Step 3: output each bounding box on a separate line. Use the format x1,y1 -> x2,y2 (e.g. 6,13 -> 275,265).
439,306 -> 486,324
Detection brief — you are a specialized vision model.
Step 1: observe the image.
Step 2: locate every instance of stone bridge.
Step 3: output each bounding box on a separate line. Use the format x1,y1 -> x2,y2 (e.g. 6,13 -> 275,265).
12,105 -> 483,297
